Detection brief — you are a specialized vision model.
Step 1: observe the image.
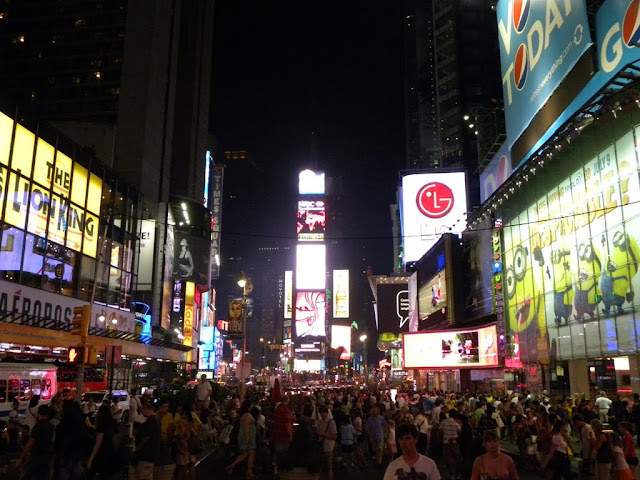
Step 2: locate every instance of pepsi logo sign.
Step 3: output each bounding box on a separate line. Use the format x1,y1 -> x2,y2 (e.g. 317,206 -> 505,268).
600,0 -> 640,73
513,0 -> 530,33
416,182 -> 455,219
623,0 -> 640,47
514,44 -> 529,90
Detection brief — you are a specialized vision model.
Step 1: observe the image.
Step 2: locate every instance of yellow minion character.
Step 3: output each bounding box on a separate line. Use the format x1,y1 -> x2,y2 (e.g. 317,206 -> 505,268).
600,231 -> 640,317
574,241 -> 602,322
549,247 -> 574,326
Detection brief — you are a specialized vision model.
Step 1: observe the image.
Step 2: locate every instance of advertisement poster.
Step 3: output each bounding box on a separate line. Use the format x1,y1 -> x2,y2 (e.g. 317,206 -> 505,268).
331,325 -> 351,360
333,269 -> 349,318
403,325 -> 498,369
463,226 -> 495,321
295,291 -> 326,338
376,283 -> 409,334
297,200 -> 326,241
174,232 -> 211,286
502,128 -> 640,363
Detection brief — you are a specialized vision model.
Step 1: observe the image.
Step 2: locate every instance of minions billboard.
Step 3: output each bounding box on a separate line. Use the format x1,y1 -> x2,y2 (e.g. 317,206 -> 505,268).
503,127 -> 640,364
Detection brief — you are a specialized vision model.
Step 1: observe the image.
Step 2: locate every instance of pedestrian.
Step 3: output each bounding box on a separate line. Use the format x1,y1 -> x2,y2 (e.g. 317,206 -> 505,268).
440,410 -> 462,480
15,405 -> 54,480
226,399 -> 257,478
339,416 -> 357,468
134,401 -> 161,480
366,405 -> 387,467
23,395 -> 40,431
87,404 -> 119,480
8,399 -> 20,424
196,375 -> 212,411
414,405 -> 431,455
542,420 -> 575,480
271,395 -> 294,476
175,401 -> 202,480
609,432 -> 634,480
383,423 -> 441,480
387,419 -> 397,460
631,393 -> 640,447
572,413 -> 595,478
315,405 -> 337,480
592,419 -> 612,480
470,429 -> 519,480
54,400 -> 87,480
156,400 -> 175,477
618,422 -> 637,477
595,392 -> 612,424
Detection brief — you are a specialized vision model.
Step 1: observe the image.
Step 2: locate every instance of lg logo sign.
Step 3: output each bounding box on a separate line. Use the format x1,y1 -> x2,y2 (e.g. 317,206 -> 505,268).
416,182 -> 454,219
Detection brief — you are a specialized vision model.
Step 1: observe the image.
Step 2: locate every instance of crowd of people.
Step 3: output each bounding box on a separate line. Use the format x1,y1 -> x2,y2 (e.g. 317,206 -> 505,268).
3,377 -> 640,480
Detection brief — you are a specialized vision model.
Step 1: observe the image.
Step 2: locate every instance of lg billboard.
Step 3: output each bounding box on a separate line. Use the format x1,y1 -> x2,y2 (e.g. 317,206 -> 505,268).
400,172 -> 467,264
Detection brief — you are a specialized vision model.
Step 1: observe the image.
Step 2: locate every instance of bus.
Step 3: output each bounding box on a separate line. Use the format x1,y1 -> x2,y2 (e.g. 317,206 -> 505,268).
57,364 -> 107,396
0,363 -> 57,417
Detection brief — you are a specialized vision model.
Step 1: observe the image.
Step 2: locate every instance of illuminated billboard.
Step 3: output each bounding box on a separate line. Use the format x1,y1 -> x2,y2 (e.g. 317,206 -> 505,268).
480,143 -> 512,204
502,127 -> 640,364
297,200 -> 326,241
333,269 -> 349,318
0,112 -> 102,258
400,172 -> 467,264
295,291 -> 326,337
284,270 -> 293,319
497,0 -> 591,148
418,247 -> 446,322
331,325 -> 351,361
296,244 -> 326,290
294,358 -> 323,372
298,169 -> 325,195
403,324 -> 498,369
376,283 -> 409,334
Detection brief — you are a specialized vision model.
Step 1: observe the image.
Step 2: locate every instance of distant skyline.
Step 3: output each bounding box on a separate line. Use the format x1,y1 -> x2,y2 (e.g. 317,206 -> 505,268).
212,2 -> 405,275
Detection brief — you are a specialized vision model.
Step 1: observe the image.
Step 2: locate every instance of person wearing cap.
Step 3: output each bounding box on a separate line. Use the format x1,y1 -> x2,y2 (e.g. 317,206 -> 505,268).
383,423 -> 441,480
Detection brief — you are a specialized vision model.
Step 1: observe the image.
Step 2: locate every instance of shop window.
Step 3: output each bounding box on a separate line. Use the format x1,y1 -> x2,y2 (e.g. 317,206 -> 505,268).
7,379 -> 18,402
0,227 -> 25,283
41,379 -> 51,400
19,379 -> 30,401
31,379 -> 41,397
0,380 -> 6,403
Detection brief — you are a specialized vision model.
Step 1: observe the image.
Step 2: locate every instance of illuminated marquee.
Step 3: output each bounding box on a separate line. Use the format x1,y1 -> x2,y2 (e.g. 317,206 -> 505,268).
183,281 -> 195,346
297,200 -> 326,241
0,112 -> 102,258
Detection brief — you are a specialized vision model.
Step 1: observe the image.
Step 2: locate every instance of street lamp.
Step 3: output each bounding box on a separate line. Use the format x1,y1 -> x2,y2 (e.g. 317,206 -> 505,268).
360,334 -> 368,383
237,276 -> 249,401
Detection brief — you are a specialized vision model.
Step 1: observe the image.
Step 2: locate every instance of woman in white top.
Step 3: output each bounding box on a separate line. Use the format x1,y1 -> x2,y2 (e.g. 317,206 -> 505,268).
544,420 -> 575,480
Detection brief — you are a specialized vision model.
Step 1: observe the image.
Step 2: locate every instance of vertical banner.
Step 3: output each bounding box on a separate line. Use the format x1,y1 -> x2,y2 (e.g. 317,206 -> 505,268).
284,270 -> 293,319
333,269 -> 349,318
184,281 -> 195,347
210,165 -> 224,281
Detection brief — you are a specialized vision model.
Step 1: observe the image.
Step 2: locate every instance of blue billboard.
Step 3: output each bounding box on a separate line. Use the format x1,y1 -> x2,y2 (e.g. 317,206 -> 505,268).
497,0 -> 592,148
480,142 -> 512,204
597,0 -> 640,75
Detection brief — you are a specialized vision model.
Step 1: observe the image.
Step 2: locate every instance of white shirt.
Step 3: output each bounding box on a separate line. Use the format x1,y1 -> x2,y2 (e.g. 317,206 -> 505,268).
595,396 -> 612,411
316,418 -> 337,453
415,414 -> 430,434
383,454 -> 441,480
196,381 -> 212,402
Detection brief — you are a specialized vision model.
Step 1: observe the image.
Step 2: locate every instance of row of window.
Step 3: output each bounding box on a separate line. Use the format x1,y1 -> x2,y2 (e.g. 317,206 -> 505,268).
0,378 -> 52,403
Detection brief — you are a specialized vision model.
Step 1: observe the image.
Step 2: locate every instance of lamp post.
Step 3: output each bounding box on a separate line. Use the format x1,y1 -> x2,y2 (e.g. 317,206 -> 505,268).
360,334 -> 368,384
237,277 -> 248,402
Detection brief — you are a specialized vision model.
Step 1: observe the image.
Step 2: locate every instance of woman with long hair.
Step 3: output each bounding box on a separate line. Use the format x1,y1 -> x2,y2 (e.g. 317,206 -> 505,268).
471,430 -> 519,480
543,420 -> 576,480
592,419 -> 613,480
87,405 -> 118,479
176,400 -> 202,480
610,432 -> 634,480
226,399 -> 257,478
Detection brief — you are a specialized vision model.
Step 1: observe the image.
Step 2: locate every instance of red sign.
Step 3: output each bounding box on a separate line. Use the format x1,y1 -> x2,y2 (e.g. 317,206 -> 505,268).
416,182 -> 454,218
217,320 -> 229,331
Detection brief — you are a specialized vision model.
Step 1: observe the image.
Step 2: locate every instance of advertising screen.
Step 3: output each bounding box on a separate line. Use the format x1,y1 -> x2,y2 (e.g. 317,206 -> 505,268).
376,283 -> 409,334
401,172 -> 467,264
331,325 -> 351,361
0,112 -> 102,258
502,127 -> 640,364
293,358 -> 322,372
333,269 -> 349,318
297,200 -> 326,241
463,227 -> 495,321
497,0 -> 591,148
403,324 -> 499,369
174,232 -> 212,286
480,143 -> 512,204
198,326 -> 217,371
284,270 -> 293,319
295,291 -> 326,338
296,244 -> 326,290
298,169 -> 325,195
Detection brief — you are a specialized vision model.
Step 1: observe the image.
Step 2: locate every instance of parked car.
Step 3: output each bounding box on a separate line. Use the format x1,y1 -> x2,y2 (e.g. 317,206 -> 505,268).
82,390 -> 131,422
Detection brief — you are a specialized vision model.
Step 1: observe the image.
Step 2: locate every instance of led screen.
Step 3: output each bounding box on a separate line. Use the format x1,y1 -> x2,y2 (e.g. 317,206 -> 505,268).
331,325 -> 351,361
296,244 -> 326,290
298,169 -> 325,195
403,324 -> 498,369
376,283 -> 409,334
333,269 -> 349,318
284,270 -> 293,319
401,172 -> 467,263
297,200 -> 326,241
418,271 -> 447,319
293,358 -> 322,372
295,291 -> 326,337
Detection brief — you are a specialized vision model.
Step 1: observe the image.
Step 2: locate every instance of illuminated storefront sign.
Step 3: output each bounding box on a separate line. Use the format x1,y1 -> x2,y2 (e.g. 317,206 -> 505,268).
400,172 -> 467,263
210,164 -> 224,281
502,127 -> 640,363
183,281 -> 195,346
403,324 -> 499,369
331,325 -> 351,360
293,358 -> 322,372
296,245 -> 326,290
0,113 -> 102,258
333,269 -> 349,318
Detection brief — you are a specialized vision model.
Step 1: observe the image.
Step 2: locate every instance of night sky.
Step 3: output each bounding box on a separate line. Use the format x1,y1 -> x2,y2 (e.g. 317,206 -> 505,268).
211,2 -> 406,275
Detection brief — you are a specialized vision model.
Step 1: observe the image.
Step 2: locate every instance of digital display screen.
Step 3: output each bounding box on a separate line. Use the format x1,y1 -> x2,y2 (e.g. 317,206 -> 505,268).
295,291 -> 326,338
297,200 -> 326,241
331,325 -> 351,361
296,245 -> 326,290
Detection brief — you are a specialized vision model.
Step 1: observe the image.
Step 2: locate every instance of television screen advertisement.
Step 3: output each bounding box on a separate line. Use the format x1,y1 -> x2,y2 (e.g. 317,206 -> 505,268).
333,269 -> 349,318
400,172 -> 467,264
297,200 -> 326,241
497,0 -> 592,148
296,244 -> 326,290
331,324 -> 351,361
403,325 -> 499,369
295,291 -> 326,338
376,283 -> 410,334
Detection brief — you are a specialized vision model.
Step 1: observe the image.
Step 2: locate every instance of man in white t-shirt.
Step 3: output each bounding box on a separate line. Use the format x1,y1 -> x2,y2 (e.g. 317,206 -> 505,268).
196,374 -> 212,410
316,405 -> 337,480
595,391 -> 612,422
384,423 -> 441,480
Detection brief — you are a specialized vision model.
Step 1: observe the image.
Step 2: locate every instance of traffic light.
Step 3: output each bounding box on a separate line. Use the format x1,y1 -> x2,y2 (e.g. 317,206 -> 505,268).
67,346 -> 85,364
87,346 -> 98,365
71,305 -> 90,338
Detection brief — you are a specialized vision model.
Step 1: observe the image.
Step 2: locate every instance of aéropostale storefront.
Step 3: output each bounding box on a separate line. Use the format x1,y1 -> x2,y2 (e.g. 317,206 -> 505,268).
501,114 -> 640,397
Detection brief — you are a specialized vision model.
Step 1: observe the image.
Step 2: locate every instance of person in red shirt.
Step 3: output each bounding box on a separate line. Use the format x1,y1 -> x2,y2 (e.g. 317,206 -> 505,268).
271,395 -> 294,475
619,422 -> 638,476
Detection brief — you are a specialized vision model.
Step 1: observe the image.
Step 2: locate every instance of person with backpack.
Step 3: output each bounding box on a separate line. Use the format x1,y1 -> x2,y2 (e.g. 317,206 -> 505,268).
592,419 -> 612,480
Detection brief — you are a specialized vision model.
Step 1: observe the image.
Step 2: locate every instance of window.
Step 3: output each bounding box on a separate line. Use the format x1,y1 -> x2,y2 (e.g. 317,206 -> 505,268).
20,379 -> 31,401
8,379 -> 18,402
31,379 -> 41,397
0,380 -> 6,403
41,379 -> 51,400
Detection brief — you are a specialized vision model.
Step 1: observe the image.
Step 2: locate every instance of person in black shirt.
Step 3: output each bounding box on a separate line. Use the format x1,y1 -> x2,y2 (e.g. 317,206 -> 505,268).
135,402 -> 161,480
55,400 -> 88,480
87,404 -> 119,479
16,405 -> 54,480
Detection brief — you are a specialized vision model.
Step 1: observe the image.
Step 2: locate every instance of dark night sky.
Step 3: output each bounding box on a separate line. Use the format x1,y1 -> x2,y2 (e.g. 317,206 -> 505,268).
211,2 -> 406,274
